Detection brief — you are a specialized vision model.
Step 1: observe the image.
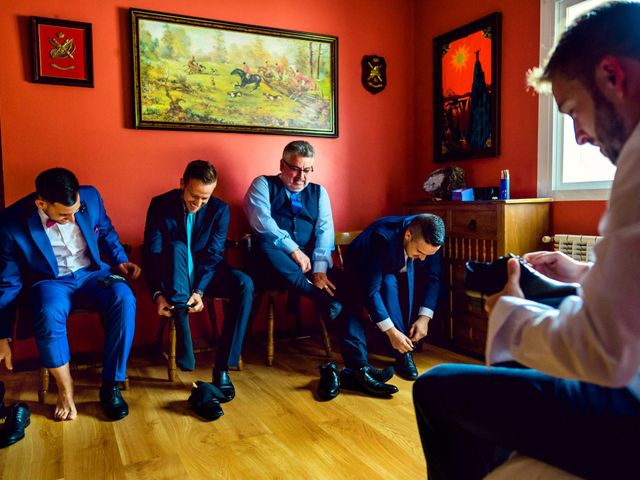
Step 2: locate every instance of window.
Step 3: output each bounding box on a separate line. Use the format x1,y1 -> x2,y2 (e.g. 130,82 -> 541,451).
537,0 -> 619,200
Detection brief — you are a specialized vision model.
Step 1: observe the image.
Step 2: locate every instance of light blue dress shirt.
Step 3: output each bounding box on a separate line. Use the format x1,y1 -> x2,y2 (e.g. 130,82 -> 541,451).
244,175 -> 334,273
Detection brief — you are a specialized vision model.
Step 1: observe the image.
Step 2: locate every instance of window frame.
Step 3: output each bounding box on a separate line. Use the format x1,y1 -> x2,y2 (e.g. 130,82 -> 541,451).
537,0 -> 612,200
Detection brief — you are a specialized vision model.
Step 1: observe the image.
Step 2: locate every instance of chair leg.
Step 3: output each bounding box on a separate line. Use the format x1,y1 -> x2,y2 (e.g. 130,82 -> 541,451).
266,295 -> 275,367
168,318 -> 177,382
318,313 -> 333,357
39,368 -> 49,404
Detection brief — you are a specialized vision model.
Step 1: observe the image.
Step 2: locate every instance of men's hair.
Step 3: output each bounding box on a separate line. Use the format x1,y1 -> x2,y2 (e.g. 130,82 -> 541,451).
183,160 -> 217,185
528,1 -> 640,93
408,214 -> 445,247
282,140 -> 314,160
35,168 -> 79,206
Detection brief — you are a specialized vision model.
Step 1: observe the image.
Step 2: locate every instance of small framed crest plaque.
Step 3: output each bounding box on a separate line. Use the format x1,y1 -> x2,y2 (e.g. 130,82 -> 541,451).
361,55 -> 386,94
31,16 -> 94,88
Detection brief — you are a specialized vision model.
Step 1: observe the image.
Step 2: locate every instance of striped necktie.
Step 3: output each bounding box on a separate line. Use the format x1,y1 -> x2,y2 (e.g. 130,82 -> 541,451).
290,191 -> 302,216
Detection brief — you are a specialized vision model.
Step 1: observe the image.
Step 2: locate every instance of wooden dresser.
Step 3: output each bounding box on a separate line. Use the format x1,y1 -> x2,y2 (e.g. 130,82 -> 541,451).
405,199 -> 552,356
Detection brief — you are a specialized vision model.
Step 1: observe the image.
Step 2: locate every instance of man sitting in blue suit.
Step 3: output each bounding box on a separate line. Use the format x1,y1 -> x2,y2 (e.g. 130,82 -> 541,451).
244,140 -> 341,321
0,168 -> 140,421
143,160 -> 253,401
318,214 -> 444,400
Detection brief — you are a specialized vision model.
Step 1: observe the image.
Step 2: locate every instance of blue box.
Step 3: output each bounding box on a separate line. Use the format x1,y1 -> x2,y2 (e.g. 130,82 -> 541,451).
451,188 -> 475,201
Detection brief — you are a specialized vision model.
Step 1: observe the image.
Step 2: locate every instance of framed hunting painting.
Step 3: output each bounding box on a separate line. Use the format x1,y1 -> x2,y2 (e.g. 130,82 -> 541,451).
433,12 -> 501,162
130,9 -> 338,137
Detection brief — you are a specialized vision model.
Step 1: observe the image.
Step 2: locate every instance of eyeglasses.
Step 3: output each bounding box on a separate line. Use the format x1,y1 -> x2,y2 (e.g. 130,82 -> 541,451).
282,159 -> 314,175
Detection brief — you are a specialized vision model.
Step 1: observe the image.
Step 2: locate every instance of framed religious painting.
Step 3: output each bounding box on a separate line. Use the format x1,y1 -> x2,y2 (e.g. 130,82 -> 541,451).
31,17 -> 94,87
433,12 -> 501,162
130,8 -> 338,137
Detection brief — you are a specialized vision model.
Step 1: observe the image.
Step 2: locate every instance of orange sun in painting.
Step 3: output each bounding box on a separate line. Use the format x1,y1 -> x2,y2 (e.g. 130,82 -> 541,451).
450,44 -> 470,72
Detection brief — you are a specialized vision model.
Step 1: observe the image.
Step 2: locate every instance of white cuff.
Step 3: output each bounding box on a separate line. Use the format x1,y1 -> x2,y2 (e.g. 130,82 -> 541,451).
418,307 -> 434,319
313,260 -> 328,273
376,318 -> 394,332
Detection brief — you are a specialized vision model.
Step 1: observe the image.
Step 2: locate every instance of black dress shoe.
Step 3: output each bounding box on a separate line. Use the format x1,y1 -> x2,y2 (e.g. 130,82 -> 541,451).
212,370 -> 235,403
99,383 -> 129,421
0,402 -> 31,448
188,381 -> 224,421
394,352 -> 419,381
368,365 -> 394,383
317,362 -> 340,401
340,366 -> 399,397
465,254 -> 580,306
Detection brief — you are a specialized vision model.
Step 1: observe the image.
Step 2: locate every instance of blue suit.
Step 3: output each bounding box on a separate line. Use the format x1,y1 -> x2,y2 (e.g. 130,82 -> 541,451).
0,186 -> 135,382
142,189 -> 253,369
341,216 -> 442,368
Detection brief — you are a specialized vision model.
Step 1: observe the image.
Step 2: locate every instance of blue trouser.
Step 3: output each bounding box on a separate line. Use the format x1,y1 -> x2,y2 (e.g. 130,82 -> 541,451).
413,363 -> 640,480
255,242 -> 317,296
28,266 -> 136,382
340,271 -> 412,369
164,241 -> 253,370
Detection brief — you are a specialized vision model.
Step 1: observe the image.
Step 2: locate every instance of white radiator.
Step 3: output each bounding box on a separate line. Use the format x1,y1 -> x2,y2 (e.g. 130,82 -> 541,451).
542,234 -> 602,262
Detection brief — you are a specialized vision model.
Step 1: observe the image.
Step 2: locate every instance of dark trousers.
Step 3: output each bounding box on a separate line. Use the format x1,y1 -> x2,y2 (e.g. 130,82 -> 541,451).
28,266 -> 136,382
164,242 -> 253,370
340,271 -> 413,369
253,242 -> 342,304
413,363 -> 640,480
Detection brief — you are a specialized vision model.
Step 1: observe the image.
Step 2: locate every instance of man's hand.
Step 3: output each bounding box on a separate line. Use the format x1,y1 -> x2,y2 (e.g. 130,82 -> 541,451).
312,272 -> 336,296
485,258 -> 524,313
155,294 -> 174,317
0,338 -> 13,371
290,249 -> 311,273
187,292 -> 204,313
409,315 -> 430,343
117,262 -> 142,279
385,326 -> 414,354
523,251 -> 588,283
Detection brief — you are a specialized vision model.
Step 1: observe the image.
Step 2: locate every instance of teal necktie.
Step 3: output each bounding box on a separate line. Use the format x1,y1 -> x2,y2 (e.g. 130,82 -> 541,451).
186,212 -> 195,288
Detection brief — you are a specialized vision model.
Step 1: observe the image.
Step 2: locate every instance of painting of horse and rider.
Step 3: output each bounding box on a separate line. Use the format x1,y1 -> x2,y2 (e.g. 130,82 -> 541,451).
130,9 -> 338,137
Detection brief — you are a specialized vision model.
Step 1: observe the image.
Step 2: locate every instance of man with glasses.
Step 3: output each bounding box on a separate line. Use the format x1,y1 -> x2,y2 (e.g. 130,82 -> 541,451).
244,140 -> 342,322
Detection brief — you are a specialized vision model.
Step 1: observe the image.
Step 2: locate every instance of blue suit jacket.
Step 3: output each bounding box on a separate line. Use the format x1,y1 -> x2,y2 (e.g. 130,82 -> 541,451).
344,215 -> 442,324
142,189 -> 230,297
0,186 -> 129,338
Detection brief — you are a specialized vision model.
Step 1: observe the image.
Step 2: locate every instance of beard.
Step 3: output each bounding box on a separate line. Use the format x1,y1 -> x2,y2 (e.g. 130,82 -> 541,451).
592,87 -> 627,165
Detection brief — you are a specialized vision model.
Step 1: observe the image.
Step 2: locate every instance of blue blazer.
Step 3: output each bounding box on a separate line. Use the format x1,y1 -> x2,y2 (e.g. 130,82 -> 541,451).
344,215 -> 442,324
0,186 -> 130,338
142,189 -> 230,297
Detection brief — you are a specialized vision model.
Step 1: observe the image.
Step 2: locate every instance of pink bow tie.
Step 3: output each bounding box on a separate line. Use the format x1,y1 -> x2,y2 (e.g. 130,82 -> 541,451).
45,219 -> 56,228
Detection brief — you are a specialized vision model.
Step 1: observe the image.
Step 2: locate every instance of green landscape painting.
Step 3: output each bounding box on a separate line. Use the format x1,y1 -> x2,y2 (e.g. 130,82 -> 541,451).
130,9 -> 338,137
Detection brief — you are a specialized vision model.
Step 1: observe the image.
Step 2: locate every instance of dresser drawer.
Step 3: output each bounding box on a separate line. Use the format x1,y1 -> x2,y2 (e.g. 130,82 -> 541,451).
451,312 -> 488,355
450,209 -> 497,237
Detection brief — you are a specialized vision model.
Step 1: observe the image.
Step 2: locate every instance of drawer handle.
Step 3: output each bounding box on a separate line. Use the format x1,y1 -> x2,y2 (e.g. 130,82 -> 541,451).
467,219 -> 477,231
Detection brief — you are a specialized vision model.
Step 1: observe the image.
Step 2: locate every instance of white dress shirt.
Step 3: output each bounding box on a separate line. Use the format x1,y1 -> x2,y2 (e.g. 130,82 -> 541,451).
486,121 -> 640,399
38,209 -> 91,276
376,251 -> 435,332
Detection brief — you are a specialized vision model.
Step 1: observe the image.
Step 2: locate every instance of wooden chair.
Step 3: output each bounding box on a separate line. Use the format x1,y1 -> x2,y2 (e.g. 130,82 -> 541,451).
333,231 -> 362,269
155,239 -> 243,381
242,234 -> 333,367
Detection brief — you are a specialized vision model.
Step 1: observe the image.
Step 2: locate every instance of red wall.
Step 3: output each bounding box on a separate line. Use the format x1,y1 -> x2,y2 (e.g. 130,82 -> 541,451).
0,0 -> 416,360
413,0 -> 607,235
1,0 -> 609,362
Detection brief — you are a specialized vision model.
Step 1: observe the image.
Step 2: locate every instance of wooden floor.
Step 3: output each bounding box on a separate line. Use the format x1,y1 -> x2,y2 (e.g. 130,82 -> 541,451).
0,340 -> 478,480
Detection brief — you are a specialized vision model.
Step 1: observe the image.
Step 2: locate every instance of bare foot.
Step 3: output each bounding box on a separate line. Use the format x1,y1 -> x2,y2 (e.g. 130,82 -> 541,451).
54,390 -> 77,421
